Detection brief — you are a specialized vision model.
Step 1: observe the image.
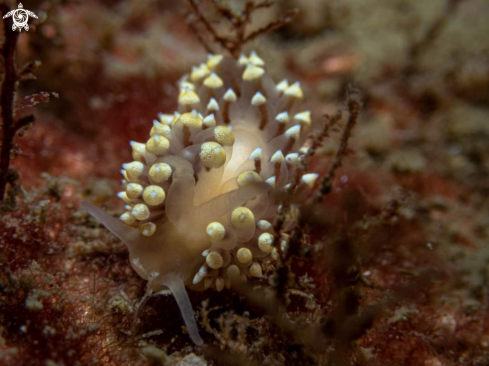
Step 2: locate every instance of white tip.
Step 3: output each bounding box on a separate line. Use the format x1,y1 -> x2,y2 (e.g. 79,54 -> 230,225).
285,124 -> 301,139
251,91 -> 267,106
257,220 -> 272,231
284,81 -> 304,99
285,153 -> 300,166
203,113 -> 216,128
157,113 -> 174,125
271,150 -> 285,164
294,110 -> 311,125
265,176 -> 276,188
223,88 -> 237,102
248,147 -> 263,161
301,173 -> 319,188
198,264 -> 208,277
117,191 -> 132,204
207,97 -> 219,111
193,272 -> 204,285
275,111 -> 290,123
276,79 -> 288,92
238,53 -> 248,66
243,63 -> 265,80
249,50 -> 265,66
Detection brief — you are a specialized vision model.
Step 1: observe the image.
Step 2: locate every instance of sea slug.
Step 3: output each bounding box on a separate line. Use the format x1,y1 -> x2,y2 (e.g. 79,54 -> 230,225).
81,52 -> 316,345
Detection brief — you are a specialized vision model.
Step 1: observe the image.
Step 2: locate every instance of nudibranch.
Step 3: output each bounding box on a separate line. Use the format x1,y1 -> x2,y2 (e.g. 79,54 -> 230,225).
81,51 -> 317,345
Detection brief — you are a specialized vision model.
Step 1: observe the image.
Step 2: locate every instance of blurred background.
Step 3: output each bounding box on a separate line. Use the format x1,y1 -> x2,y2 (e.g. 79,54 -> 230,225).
1,0 -> 489,365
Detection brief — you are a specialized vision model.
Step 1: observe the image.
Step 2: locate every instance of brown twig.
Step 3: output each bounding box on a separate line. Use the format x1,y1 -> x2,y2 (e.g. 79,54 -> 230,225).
243,8 -> 298,44
304,112 -> 342,166
185,13 -> 213,53
404,0 -> 463,78
0,4 -> 20,201
186,0 -> 298,58
315,85 -> 362,202
271,97 -> 355,304
186,0 -> 229,53
0,6 -> 46,202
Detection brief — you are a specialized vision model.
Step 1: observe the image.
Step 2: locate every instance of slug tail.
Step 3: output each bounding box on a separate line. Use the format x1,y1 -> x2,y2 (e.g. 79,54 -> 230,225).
162,274 -> 204,346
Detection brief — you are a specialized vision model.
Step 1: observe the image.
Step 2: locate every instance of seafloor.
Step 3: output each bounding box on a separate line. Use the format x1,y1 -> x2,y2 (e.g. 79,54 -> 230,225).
1,0 -> 489,365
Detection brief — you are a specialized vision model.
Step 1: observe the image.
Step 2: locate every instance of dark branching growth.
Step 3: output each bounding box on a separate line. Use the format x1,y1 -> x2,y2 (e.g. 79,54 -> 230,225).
186,0 -> 298,57
0,4 -> 22,205
315,85 -> 362,201
404,0 -> 463,78
269,86 -> 362,305
0,5 -> 53,208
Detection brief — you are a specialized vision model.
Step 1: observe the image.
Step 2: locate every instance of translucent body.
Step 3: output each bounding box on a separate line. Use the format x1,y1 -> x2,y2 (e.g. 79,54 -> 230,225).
81,181 -> 267,345
81,53 -> 313,345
